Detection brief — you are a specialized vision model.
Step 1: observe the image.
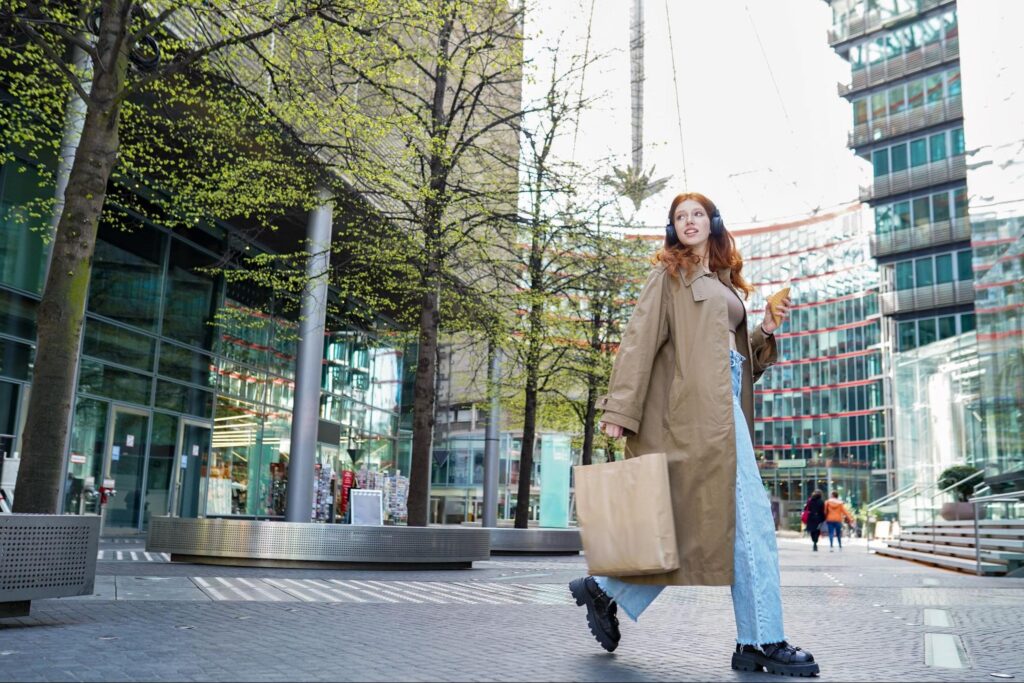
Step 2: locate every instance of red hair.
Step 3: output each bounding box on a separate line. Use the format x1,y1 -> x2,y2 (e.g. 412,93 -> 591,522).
653,192 -> 754,298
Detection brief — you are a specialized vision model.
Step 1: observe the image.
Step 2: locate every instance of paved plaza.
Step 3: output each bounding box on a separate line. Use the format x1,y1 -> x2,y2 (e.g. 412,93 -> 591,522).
2,534 -> 1023,682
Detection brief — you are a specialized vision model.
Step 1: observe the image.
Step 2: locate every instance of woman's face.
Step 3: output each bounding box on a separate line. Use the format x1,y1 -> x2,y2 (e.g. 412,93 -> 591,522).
672,199 -> 712,251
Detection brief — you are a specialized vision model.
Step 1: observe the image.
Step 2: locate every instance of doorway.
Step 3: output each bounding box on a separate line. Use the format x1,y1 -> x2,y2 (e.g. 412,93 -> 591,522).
102,405 -> 150,530
169,419 -> 212,518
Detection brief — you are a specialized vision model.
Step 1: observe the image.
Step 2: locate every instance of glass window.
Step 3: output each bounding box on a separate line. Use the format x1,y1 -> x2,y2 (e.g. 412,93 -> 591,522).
887,86 -> 906,115
900,24 -> 918,52
0,338 -> 32,381
65,398 -> 108,515
915,257 -> 934,288
960,312 -> 976,333
895,261 -> 914,290
890,144 -> 908,173
929,132 -> 947,162
910,138 -> 928,167
913,196 -> 930,226
155,379 -> 214,418
907,79 -> 924,109
932,192 -> 950,223
957,250 -> 973,280
884,32 -> 902,60
938,315 -> 957,339
853,99 -> 868,126
869,38 -> 885,64
82,318 -> 155,372
898,321 -> 917,351
89,221 -> 165,332
851,44 -> 865,71
894,201 -> 911,230
954,187 -> 968,218
162,239 -> 220,349
918,318 -> 937,346
935,253 -> 954,284
947,68 -> 961,97
922,16 -> 943,44
943,10 -> 958,41
950,127 -> 965,155
872,149 -> 889,177
158,343 -> 215,387
0,162 -> 52,294
925,73 -> 944,104
875,205 -> 894,234
77,358 -> 151,405
0,288 -> 37,340
871,92 -> 887,121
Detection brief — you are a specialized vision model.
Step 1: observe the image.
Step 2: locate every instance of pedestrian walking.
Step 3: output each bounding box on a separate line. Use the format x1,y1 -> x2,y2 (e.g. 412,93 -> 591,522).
804,490 -> 827,552
824,491 -> 855,551
569,192 -> 818,677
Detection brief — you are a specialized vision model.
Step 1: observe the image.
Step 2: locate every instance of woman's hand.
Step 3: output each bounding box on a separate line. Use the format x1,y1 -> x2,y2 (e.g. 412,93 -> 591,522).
762,296 -> 792,335
599,421 -> 624,438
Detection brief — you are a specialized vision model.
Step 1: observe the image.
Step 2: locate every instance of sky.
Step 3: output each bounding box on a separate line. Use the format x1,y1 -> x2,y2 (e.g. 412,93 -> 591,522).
522,0 -> 869,233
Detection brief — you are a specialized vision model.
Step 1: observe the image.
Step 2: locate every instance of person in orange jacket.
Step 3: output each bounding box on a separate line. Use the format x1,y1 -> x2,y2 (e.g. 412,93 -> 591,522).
824,491 -> 855,551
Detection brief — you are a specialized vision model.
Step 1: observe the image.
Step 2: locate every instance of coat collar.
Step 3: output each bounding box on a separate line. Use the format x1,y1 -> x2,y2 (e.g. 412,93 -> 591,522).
681,264 -> 733,288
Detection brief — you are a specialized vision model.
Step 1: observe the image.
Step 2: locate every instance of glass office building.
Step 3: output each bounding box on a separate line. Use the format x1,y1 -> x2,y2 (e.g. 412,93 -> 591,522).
0,157 -> 406,530
733,205 -> 889,527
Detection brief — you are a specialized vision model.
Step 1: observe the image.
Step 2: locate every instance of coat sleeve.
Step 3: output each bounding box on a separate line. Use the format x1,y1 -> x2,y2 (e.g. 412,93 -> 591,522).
748,323 -> 779,384
597,266 -> 670,435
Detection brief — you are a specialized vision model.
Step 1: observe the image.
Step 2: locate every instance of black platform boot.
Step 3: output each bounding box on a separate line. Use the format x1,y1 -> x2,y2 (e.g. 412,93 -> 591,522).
568,576 -> 620,652
731,641 -> 819,677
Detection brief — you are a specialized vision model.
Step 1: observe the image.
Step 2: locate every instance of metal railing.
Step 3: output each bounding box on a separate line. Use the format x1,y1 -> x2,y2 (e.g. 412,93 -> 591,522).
968,490 -> 1024,576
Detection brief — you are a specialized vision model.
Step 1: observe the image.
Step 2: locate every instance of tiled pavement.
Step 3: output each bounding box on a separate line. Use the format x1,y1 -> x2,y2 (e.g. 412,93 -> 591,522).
2,537 -> 1023,681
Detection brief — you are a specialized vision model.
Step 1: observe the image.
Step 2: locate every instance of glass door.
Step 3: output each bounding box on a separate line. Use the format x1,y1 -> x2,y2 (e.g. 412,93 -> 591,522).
170,419 -> 212,518
103,406 -> 150,530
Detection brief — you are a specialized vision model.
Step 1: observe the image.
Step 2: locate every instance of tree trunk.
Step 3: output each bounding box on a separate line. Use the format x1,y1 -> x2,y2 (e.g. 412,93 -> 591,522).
582,379 -> 598,467
406,280 -> 439,527
514,363 -> 538,529
13,1 -> 130,514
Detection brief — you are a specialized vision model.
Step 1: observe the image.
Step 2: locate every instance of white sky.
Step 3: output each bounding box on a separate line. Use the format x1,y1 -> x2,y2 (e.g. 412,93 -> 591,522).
523,0 -> 870,232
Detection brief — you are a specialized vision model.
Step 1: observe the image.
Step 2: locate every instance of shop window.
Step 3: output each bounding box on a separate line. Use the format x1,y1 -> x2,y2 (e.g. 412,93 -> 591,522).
910,138 -> 927,167
0,162 -> 51,294
957,249 -> 973,281
929,132 -> 947,163
935,253 -> 954,284
65,398 -> 108,515
918,318 -> 937,346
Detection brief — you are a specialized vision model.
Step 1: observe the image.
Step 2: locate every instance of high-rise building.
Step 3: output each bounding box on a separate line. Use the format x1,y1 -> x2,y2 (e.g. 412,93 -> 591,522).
733,205 -> 888,527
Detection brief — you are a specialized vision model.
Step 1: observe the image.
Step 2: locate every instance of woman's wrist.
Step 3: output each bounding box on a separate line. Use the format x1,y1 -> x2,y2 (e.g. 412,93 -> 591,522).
760,322 -> 775,337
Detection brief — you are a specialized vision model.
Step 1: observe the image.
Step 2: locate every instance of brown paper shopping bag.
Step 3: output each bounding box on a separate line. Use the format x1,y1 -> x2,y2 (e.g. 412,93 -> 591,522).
574,452 -> 679,577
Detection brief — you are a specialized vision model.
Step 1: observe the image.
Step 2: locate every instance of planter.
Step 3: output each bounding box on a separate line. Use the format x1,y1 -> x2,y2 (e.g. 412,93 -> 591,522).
0,514 -> 100,617
939,501 -> 976,521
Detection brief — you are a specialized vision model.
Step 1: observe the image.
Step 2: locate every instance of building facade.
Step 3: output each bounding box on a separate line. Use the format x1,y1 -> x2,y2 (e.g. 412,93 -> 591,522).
0,156 -> 407,529
733,205 -> 889,528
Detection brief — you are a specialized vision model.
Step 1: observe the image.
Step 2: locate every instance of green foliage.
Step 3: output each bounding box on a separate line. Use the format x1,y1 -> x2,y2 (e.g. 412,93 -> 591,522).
937,464 -> 982,503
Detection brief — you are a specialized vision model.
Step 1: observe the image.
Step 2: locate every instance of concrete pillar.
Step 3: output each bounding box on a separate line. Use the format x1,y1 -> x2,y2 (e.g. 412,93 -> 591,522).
483,345 -> 502,528
285,191 -> 333,522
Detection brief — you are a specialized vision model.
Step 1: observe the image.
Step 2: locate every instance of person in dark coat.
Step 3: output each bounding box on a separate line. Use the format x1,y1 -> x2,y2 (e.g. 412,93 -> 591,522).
804,490 -> 827,551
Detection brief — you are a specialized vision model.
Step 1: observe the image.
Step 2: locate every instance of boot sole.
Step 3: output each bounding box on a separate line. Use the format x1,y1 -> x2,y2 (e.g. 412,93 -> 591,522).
731,651 -> 820,677
568,578 -> 618,653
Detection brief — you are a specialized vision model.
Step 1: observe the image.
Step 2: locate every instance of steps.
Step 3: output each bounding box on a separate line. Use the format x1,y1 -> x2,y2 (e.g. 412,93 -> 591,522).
874,519 -> 1024,576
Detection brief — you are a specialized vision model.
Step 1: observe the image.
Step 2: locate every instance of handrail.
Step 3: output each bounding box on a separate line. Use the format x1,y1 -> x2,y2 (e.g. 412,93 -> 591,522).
969,490 -> 1024,576
932,470 -> 985,503
865,483 -> 917,511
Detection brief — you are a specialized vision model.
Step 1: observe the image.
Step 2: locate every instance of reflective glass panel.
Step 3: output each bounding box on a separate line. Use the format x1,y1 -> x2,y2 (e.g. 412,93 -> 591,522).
0,162 -> 51,294
89,221 -> 165,332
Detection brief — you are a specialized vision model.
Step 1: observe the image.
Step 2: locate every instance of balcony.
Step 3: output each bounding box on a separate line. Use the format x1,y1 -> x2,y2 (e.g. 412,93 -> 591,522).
837,37 -> 959,98
870,217 -> 971,258
880,279 -> 974,316
859,154 -> 966,203
827,0 -> 955,46
849,95 -> 962,149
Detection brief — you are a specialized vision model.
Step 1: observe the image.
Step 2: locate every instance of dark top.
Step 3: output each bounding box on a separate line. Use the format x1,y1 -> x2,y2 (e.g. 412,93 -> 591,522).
805,496 -> 826,526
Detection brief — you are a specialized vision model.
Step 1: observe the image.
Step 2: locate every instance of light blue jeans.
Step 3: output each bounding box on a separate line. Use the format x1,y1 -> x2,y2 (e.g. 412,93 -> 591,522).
595,349 -> 787,646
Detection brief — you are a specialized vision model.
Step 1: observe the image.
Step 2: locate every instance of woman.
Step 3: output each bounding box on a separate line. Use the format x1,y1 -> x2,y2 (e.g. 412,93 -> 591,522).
824,490 -> 855,551
569,192 -> 818,677
805,490 -> 827,552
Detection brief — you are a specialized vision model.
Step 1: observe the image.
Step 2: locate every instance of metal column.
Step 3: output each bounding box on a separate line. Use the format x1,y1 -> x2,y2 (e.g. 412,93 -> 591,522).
482,345 -> 502,528
285,191 -> 333,522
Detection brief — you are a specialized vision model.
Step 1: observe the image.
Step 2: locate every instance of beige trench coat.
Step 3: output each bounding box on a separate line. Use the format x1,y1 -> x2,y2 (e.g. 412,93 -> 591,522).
598,262 -> 778,586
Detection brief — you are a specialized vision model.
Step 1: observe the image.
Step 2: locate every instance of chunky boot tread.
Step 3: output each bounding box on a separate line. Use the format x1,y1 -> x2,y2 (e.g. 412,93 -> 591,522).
568,577 -> 620,653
